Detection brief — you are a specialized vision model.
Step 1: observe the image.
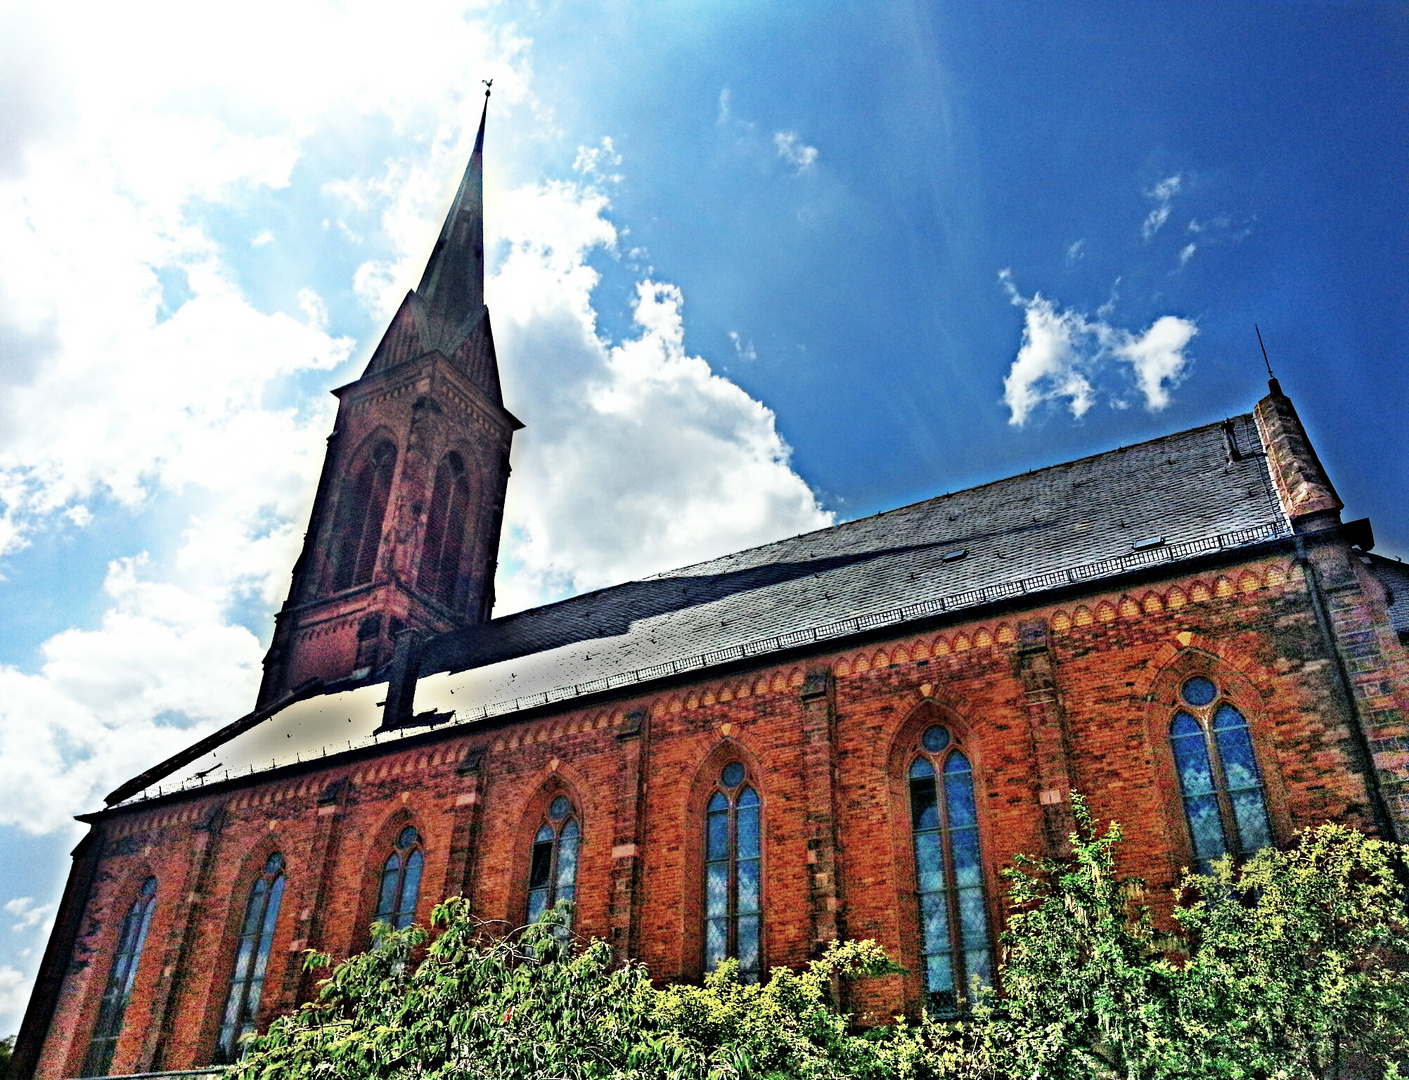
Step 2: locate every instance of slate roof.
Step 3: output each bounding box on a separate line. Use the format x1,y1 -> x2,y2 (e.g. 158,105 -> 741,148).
413,412 -> 1290,720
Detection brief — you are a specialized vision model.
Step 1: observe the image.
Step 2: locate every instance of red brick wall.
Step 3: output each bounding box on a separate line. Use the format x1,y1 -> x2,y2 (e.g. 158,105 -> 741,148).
33,546 -> 1406,1074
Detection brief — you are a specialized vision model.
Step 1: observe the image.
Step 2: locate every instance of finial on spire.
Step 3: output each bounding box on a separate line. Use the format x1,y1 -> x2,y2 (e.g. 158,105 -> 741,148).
1255,324 -> 1281,396
483,78 -> 493,97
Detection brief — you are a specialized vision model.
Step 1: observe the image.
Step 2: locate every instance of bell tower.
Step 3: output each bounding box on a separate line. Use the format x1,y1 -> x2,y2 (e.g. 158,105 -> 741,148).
257,91 -> 520,707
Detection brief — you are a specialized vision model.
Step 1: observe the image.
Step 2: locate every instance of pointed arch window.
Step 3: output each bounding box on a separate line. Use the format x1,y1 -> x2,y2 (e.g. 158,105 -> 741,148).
375,827 -> 424,930
80,876 -> 156,1077
527,796 -> 579,927
705,762 -> 761,983
1170,676 -> 1273,872
417,452 -> 471,610
332,441 -> 397,592
214,854 -> 286,1064
909,725 -> 993,1016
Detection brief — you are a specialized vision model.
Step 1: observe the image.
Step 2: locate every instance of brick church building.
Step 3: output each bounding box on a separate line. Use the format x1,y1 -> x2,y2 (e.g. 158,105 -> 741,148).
14,98 -> 1409,1078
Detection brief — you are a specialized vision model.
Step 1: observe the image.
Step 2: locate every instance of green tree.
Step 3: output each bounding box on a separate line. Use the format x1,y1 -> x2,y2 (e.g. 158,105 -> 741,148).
978,794 -> 1182,1080
232,807 -> 1409,1080
1174,822 -> 1409,1080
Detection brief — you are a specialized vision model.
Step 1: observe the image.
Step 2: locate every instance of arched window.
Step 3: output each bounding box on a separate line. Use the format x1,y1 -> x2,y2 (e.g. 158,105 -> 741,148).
80,877 -> 156,1077
214,854 -> 286,1064
332,441 -> 397,592
527,795 -> 579,927
1170,676 -> 1273,872
705,762 -> 761,984
909,725 -> 993,1016
417,452 -> 471,610
375,827 -> 424,930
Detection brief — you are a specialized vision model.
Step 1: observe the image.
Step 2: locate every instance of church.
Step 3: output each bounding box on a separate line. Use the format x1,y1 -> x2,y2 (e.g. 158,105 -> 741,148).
13,98 -> 1409,1079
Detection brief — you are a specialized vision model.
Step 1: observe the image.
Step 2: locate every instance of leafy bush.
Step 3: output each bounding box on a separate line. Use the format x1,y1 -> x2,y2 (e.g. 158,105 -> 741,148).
233,802 -> 1409,1080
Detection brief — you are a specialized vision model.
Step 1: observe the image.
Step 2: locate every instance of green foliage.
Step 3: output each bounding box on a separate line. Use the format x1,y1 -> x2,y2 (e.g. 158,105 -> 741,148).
981,795 -> 1182,1080
232,807 -> 1409,1080
1174,822 -> 1409,1080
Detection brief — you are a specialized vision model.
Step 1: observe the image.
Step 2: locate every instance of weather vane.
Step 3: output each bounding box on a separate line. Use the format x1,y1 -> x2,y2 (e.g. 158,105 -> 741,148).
483,78 -> 493,98
1255,324 -> 1273,378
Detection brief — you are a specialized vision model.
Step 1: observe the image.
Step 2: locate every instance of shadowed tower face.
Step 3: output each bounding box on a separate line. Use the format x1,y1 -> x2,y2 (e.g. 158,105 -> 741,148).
257,94 -> 521,708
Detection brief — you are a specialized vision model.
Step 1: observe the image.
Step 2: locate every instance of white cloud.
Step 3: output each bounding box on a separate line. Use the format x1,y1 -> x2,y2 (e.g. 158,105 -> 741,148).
0,964 -> 29,1030
717,86 -> 732,126
1000,271 -> 1197,425
485,180 -> 832,610
727,330 -> 757,362
1142,174 -> 1182,240
773,131 -> 819,173
4,898 -> 54,935
572,137 -> 622,183
1178,242 -> 1197,268
1066,239 -> 1085,264
0,0 -> 834,842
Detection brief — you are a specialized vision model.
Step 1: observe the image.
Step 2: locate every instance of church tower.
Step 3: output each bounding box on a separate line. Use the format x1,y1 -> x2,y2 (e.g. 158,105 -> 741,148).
257,92 -> 520,707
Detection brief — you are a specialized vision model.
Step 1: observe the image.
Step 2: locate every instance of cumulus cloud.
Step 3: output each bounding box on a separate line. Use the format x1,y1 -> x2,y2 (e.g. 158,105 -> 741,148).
1000,271 -> 1197,425
1142,174 -> 1182,240
773,131 -> 819,173
0,0 -> 833,850
487,181 -> 831,609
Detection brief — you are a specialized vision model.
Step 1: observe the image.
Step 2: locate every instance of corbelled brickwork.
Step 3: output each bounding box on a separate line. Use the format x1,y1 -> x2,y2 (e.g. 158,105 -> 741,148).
27,548 -> 1408,1076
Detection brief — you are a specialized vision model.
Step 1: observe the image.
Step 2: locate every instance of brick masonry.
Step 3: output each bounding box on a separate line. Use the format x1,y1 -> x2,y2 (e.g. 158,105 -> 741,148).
29,548 -> 1409,1076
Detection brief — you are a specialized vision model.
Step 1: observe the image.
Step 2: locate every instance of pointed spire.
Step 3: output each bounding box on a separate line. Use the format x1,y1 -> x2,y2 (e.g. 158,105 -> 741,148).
416,89 -> 489,322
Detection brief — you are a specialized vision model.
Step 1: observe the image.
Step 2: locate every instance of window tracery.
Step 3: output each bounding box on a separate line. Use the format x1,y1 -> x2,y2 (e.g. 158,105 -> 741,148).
80,876 -> 156,1077
1169,675 -> 1273,871
908,724 -> 992,1016
527,795 -> 579,928
705,762 -> 761,983
214,854 -> 286,1064
374,826 -> 424,930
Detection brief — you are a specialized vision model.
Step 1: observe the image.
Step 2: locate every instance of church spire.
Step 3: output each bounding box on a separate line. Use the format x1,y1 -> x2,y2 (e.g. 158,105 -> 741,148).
416,90 -> 489,323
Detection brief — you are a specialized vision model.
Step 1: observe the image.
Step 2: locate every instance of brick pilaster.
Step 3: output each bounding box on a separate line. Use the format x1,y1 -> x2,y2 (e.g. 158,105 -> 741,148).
278,778 -> 349,1011
798,668 -> 844,957
1303,543 -> 1409,840
607,710 -> 648,962
137,805 -> 226,1072
1016,620 -> 1078,855
442,748 -> 487,902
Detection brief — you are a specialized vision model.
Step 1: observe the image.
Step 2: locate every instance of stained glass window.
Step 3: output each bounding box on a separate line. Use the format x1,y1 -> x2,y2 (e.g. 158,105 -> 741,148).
527,795 -> 579,929
81,877 -> 157,1077
214,854 -> 286,1064
374,826 -> 424,930
1171,677 -> 1273,872
909,726 -> 993,1016
705,764 -> 761,983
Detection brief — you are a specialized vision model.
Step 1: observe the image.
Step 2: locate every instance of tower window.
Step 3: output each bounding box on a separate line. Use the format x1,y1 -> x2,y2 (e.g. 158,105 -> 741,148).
704,764 -> 761,983
417,452 -> 471,611
909,726 -> 993,1016
81,877 -> 157,1078
374,827 -> 424,931
214,854 -> 286,1064
333,441 -> 397,592
528,795 -> 579,928
1170,677 -> 1273,871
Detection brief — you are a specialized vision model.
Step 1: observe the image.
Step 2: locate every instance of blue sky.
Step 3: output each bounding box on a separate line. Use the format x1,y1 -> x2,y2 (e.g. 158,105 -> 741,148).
0,0 -> 1404,1032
